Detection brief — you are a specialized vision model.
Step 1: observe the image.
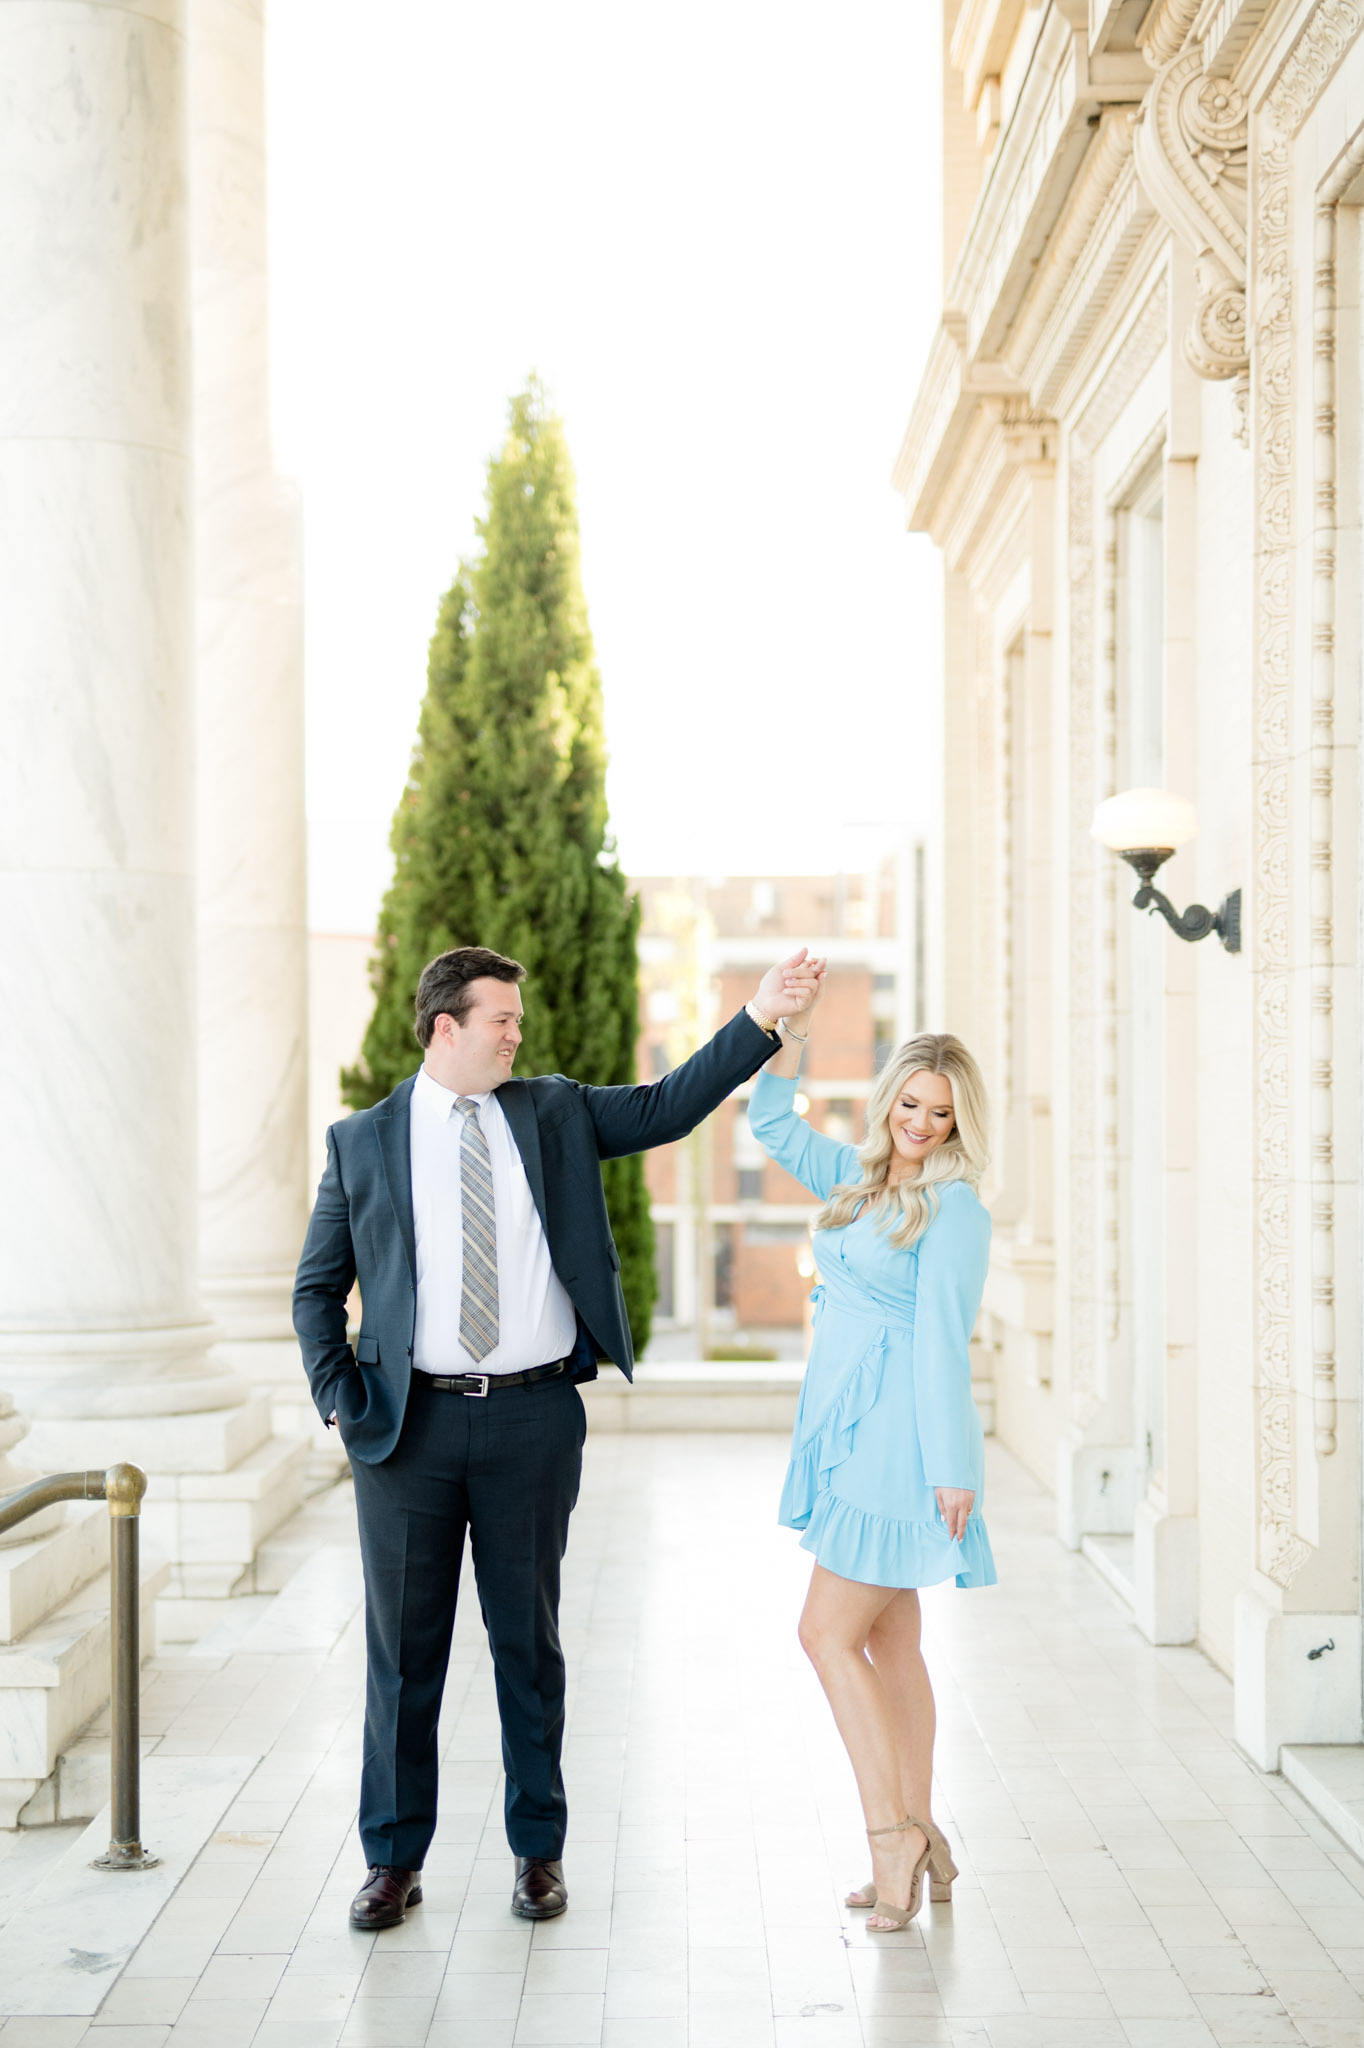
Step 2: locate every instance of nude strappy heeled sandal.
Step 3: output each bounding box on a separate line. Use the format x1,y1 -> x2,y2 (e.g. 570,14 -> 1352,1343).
846,1818 -> 957,1910
862,1815 -> 932,1931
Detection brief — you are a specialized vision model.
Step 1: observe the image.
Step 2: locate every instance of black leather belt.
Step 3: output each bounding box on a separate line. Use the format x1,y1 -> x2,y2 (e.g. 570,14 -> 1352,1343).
418,1357 -> 572,1399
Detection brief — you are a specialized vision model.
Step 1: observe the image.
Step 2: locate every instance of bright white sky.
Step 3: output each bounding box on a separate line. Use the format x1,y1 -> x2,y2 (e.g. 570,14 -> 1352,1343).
267,2 -> 944,933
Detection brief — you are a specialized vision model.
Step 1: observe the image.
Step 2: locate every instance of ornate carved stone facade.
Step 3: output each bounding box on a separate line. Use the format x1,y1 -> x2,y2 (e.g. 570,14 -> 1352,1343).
1134,46 -> 1249,382
1265,2 -> 1364,134
896,1 -> 1363,1775
1066,280 -> 1169,1430
1249,118 -> 1305,1588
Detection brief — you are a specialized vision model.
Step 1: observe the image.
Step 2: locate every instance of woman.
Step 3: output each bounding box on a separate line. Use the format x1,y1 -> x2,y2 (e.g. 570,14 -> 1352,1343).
748,1010 -> 994,1931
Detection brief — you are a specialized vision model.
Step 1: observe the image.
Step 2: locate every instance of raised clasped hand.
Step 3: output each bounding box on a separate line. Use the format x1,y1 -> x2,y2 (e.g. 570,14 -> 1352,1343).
935,1488 -> 974,1543
755,946 -> 828,1022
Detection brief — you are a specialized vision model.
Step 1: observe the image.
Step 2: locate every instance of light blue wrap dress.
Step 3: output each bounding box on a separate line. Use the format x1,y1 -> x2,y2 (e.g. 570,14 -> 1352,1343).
748,1071 -> 997,1590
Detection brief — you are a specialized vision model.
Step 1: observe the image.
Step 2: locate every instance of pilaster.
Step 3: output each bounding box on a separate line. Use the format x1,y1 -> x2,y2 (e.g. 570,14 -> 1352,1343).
1235,1592 -> 1363,1768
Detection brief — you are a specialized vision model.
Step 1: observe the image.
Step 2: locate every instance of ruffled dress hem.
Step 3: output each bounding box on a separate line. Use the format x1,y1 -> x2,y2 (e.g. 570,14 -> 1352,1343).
782,1484 -> 997,1590
778,1341 -> 997,1590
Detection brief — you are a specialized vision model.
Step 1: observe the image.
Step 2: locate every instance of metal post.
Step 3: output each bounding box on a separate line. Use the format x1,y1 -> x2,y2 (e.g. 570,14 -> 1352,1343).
92,1462 -> 158,1871
0,1460 -> 157,1870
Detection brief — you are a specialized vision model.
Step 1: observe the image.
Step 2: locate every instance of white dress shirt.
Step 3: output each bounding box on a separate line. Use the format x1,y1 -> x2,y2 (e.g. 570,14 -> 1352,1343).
409,1066 -> 577,1376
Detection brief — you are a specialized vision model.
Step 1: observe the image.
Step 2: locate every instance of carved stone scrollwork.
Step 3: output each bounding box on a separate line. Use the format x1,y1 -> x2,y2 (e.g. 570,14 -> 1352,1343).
1187,250 -> 1248,377
1133,46 -> 1249,382
1140,0 -> 1201,69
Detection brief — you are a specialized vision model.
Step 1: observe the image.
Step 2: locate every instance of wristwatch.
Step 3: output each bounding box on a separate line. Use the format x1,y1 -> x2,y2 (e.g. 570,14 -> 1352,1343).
745,998 -> 780,1037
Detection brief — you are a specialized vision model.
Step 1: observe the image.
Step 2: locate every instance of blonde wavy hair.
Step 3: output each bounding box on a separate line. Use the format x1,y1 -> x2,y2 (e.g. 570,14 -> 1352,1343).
814,1032 -> 989,1250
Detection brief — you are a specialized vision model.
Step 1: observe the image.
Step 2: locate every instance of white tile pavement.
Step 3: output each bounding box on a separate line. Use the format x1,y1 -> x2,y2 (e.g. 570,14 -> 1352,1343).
0,1435 -> 1360,2046
0,1756 -> 257,2014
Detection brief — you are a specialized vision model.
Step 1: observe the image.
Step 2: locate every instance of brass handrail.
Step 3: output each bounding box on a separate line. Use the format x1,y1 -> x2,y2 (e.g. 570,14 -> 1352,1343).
0,1463 -> 158,1870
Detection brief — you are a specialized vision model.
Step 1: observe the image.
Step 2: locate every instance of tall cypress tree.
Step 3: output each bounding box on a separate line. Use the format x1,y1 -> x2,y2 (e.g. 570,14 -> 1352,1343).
342,379 -> 656,1353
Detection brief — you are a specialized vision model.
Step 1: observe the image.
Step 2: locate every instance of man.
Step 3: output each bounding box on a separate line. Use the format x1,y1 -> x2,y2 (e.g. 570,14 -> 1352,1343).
293,942 -> 823,1931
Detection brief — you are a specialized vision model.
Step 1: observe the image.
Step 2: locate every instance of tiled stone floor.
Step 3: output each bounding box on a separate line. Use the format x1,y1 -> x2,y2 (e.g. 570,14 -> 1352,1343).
1,1432 -> 1362,2047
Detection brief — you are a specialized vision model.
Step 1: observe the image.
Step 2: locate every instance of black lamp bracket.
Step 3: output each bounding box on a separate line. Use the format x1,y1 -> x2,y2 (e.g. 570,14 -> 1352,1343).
1119,847 -> 1241,954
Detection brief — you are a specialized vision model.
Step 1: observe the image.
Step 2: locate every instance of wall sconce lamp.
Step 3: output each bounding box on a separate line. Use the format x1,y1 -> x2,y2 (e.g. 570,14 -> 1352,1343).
1091,787 -> 1241,954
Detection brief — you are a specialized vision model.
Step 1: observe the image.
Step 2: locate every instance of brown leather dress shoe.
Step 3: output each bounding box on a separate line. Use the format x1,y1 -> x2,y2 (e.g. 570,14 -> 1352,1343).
511,1855 -> 567,1919
349,1865 -> 423,1930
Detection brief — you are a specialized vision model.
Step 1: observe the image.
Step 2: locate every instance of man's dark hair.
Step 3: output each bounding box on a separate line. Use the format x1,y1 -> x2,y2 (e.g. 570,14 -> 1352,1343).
414,947 -> 526,1047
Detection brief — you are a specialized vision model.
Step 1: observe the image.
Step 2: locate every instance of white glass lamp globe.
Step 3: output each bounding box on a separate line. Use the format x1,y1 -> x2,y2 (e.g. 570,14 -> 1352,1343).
1091,787 -> 1199,853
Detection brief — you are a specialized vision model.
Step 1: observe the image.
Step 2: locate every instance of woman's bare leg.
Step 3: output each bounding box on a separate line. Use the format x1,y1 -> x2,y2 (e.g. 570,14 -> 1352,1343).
844,1590 -> 937,1905
868,1590 -> 935,1818
798,1564 -> 929,1927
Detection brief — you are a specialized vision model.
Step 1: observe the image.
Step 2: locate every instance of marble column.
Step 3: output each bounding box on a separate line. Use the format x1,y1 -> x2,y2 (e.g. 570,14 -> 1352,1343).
0,0 -> 224,1422
0,1 -> 304,1621
190,0 -> 310,1347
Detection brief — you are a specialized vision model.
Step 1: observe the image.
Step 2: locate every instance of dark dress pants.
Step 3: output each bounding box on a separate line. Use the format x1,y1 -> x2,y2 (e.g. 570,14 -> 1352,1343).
347,1369 -> 586,1871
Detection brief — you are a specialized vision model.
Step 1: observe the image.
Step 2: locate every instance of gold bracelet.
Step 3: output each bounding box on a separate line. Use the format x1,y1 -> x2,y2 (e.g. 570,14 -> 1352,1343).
746,999 -> 779,1036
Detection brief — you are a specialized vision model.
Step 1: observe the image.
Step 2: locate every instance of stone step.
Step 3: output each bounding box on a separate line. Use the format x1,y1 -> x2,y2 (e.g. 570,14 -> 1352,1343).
0,1504 -> 106,1646
583,1360 -> 803,1432
1080,1532 -> 1137,1612
17,1389 -> 271,1477
190,1541 -> 364,1658
1280,1744 -> 1364,1863
18,1733 -> 156,1826
149,1431 -> 309,1617
0,1546 -> 168,1826
208,1337 -> 352,1483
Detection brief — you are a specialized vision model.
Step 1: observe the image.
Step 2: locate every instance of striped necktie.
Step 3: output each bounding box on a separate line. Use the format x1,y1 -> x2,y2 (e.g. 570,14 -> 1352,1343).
455,1097 -> 499,1362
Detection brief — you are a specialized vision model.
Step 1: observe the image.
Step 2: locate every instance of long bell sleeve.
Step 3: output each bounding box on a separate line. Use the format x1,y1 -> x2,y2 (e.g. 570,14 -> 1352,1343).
910,1182 -> 992,1492
747,1071 -> 860,1201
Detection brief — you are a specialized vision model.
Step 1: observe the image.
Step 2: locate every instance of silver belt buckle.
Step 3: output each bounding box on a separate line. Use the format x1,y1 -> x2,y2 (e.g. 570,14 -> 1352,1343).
463,1374 -> 490,1398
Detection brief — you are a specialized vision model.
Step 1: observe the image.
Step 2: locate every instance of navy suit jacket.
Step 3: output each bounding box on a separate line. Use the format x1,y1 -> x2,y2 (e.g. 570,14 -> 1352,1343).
292,1007 -> 779,1462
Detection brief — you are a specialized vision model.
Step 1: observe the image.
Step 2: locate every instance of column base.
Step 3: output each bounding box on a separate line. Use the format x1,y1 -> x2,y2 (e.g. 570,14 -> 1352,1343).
19,1395 -> 268,1476
1234,1590 -> 1364,1769
1133,1500 -> 1198,1645
0,1321 -> 237,1419
198,1270 -> 298,1344
145,1424 -> 309,1623
211,1337 -> 349,1483
1056,1428 -> 1139,1549
4,1382 -> 307,1628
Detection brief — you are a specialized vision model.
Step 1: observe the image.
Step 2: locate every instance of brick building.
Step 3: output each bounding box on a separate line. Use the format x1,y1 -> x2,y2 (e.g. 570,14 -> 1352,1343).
634,854 -> 922,1356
